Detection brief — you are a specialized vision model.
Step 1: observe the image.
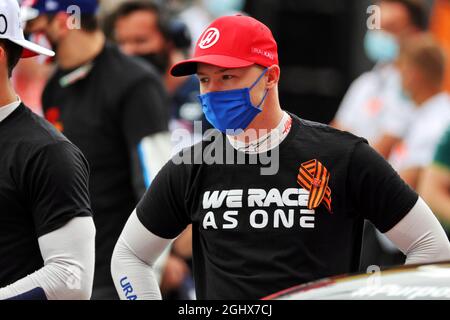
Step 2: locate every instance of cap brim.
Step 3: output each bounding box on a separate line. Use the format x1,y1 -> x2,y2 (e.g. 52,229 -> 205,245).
170,55 -> 254,77
21,7 -> 40,23
9,39 -> 55,58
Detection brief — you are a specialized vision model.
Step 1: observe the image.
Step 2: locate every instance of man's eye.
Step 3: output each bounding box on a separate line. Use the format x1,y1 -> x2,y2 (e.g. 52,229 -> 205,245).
222,75 -> 234,80
199,78 -> 209,83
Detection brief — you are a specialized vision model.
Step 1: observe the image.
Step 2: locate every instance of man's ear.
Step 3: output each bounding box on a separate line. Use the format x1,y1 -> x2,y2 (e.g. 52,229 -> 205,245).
0,45 -> 7,71
0,45 -> 5,59
0,44 -> 9,79
266,64 -> 280,89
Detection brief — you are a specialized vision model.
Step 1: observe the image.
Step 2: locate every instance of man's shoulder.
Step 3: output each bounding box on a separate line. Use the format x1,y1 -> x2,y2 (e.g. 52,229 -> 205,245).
45,43 -> 161,89
7,104 -> 76,154
291,113 -> 367,146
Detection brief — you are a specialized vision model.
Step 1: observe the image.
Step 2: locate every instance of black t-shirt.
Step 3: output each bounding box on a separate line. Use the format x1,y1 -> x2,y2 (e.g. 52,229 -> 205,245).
42,42 -> 169,297
0,104 -> 92,288
137,113 -> 418,300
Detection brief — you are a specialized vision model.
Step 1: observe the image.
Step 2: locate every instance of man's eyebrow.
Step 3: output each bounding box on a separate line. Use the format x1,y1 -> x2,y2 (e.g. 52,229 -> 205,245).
197,68 -> 232,76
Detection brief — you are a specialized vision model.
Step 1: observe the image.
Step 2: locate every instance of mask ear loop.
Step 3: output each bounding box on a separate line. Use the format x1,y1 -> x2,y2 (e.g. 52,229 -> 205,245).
256,88 -> 269,108
249,68 -> 270,109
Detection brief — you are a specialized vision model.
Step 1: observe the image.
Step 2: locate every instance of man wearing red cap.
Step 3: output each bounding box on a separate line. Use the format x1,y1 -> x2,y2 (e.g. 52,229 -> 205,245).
0,0 -> 94,300
111,15 -> 450,300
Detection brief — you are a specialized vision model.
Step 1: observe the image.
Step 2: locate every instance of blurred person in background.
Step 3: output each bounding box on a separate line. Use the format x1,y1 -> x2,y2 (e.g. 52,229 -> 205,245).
385,33 -> 449,264
111,1 -> 206,149
22,0 -> 171,299
110,0 -> 203,300
429,0 -> 450,94
418,125 -> 450,239
332,0 -> 427,158
332,0 -> 429,271
389,34 -> 450,189
364,33 -> 450,271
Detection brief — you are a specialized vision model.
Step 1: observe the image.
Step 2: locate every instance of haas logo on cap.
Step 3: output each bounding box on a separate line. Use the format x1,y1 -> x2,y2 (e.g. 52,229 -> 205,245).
199,27 -> 220,49
0,14 -> 7,35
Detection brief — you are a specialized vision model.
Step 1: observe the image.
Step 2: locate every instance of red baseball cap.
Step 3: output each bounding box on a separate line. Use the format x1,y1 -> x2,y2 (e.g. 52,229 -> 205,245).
170,15 -> 278,77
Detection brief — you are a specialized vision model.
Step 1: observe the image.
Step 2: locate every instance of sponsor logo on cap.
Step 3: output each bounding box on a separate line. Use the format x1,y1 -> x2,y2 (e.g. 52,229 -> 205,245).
251,47 -> 275,60
199,27 -> 220,49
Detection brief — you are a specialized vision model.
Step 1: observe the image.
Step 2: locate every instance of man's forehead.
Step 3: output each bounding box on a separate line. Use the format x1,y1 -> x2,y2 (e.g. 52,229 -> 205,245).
115,10 -> 159,30
380,2 -> 411,31
115,12 -> 160,37
196,64 -> 254,75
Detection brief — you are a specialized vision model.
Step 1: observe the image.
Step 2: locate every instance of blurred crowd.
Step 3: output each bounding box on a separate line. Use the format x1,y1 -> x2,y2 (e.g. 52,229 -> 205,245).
13,0 -> 450,299
331,0 -> 450,269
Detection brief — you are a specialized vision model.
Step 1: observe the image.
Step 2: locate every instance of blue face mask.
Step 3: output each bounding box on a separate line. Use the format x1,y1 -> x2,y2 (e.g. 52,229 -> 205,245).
364,30 -> 399,63
198,68 -> 269,134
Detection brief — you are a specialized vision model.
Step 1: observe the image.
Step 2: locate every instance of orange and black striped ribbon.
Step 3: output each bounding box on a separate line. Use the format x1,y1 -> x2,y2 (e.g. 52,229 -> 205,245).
297,159 -> 332,213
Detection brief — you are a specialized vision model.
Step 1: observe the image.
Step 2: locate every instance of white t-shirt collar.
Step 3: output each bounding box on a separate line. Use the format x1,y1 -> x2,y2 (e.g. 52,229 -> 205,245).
227,111 -> 292,154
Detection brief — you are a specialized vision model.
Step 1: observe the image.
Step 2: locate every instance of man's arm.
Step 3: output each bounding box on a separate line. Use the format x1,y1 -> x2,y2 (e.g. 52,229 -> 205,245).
385,197 -> 450,264
172,224 -> 193,259
0,217 -> 95,300
0,141 -> 95,300
120,75 -> 175,286
111,211 -> 172,300
348,141 -> 450,264
111,156 -> 191,299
